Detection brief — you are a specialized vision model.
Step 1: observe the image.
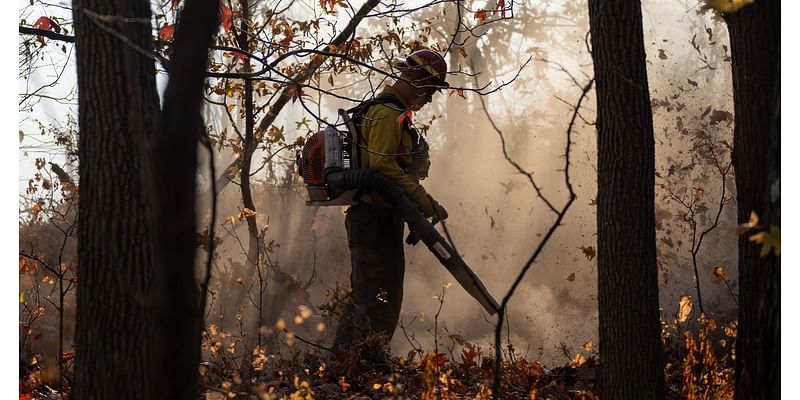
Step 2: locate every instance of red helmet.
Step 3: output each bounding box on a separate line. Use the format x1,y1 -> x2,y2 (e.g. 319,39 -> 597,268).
397,49 -> 449,89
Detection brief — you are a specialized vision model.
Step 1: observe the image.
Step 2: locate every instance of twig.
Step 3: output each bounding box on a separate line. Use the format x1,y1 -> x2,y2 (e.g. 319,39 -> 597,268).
471,58 -> 559,214
668,143 -> 733,316
282,328 -> 334,353
490,78 -> 593,399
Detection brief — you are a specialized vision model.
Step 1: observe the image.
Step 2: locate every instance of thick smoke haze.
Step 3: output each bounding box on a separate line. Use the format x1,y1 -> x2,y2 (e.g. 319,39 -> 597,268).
17,0 -> 741,373
193,0 -> 739,366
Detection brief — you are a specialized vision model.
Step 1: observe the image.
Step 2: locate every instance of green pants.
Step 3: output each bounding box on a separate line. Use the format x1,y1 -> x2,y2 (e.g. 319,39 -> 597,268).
333,203 -> 405,349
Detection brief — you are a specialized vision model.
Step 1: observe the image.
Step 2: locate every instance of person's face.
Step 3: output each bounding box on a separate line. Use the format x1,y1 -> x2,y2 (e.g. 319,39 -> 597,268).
402,69 -> 439,111
409,81 -> 438,111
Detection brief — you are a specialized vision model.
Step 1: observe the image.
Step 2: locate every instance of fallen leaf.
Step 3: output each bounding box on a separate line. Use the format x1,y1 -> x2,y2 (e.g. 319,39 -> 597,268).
693,187 -> 705,200
712,266 -> 726,280
731,210 -> 759,235
570,353 -> 586,367
578,246 -> 596,261
678,295 -> 692,322
709,109 -> 733,125
566,272 -> 575,282
338,376 -> 350,392
581,340 -> 593,352
749,225 -> 780,257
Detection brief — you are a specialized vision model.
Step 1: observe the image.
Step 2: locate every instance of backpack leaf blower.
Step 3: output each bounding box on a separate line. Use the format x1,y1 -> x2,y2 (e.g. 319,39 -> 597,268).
297,109 -> 500,315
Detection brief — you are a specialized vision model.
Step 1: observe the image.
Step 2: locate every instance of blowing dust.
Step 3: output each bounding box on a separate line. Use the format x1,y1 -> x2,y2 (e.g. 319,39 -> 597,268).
197,0 -> 740,367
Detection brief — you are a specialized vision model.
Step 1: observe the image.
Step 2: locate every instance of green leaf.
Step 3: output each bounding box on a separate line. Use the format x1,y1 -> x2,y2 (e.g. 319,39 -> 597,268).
749,225 -> 780,257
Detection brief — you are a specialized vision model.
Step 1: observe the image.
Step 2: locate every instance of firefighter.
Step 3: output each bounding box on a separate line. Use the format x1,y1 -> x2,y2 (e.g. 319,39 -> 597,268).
333,50 -> 450,357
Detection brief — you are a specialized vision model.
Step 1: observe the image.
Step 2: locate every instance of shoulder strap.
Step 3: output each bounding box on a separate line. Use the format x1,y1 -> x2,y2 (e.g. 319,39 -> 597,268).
346,93 -> 409,147
347,94 -> 406,123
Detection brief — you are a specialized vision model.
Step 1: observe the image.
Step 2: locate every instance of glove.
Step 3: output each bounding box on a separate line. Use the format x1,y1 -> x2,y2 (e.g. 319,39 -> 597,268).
406,229 -> 421,246
411,186 -> 448,222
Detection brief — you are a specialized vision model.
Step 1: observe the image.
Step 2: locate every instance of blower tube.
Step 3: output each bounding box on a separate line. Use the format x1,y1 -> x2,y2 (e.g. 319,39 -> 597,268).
326,167 -> 500,315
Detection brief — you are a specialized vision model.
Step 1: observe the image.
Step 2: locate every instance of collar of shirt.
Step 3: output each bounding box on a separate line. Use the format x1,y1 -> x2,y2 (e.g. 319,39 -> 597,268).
379,85 -> 409,110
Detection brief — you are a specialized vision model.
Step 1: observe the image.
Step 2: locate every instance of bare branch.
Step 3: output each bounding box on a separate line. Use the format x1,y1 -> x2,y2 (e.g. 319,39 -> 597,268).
491,77 -> 593,399
19,26 -> 76,43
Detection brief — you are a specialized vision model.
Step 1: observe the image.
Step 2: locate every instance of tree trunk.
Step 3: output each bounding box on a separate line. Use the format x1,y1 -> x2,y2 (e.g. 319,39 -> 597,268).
150,1 -> 220,399
71,0 -> 160,398
588,1 -> 665,398
725,2 -> 781,399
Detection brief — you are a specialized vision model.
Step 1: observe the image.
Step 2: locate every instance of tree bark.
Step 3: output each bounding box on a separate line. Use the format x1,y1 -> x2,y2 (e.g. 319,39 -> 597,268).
150,1 -> 220,399
71,0 -> 160,398
588,1 -> 665,398
725,2 -> 781,399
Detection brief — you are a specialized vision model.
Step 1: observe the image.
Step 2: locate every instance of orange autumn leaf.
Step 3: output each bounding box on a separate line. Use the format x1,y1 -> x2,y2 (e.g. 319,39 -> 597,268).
278,34 -> 293,53
33,16 -> 60,33
396,110 -> 414,128
287,86 -> 305,103
448,88 -> 465,98
678,295 -> 693,322
159,24 -> 176,41
474,9 -> 487,23
319,0 -> 337,11
494,0 -> 507,17
220,4 -> 233,32
712,266 -> 726,280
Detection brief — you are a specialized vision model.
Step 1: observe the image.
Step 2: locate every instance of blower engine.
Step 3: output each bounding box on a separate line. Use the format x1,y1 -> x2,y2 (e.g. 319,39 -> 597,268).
297,109 -> 361,206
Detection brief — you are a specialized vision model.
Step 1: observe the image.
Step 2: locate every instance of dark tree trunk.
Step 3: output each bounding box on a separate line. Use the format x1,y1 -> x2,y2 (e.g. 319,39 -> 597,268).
150,1 -> 220,399
588,1 -> 665,398
725,2 -> 781,399
71,0 -> 160,398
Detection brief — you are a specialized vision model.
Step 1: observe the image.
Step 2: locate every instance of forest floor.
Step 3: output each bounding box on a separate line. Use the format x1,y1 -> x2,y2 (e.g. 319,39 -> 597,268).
20,322 -> 735,400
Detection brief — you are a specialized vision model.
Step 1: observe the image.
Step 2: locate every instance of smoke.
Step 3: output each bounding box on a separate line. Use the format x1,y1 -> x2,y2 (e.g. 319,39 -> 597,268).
194,0 -> 740,367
